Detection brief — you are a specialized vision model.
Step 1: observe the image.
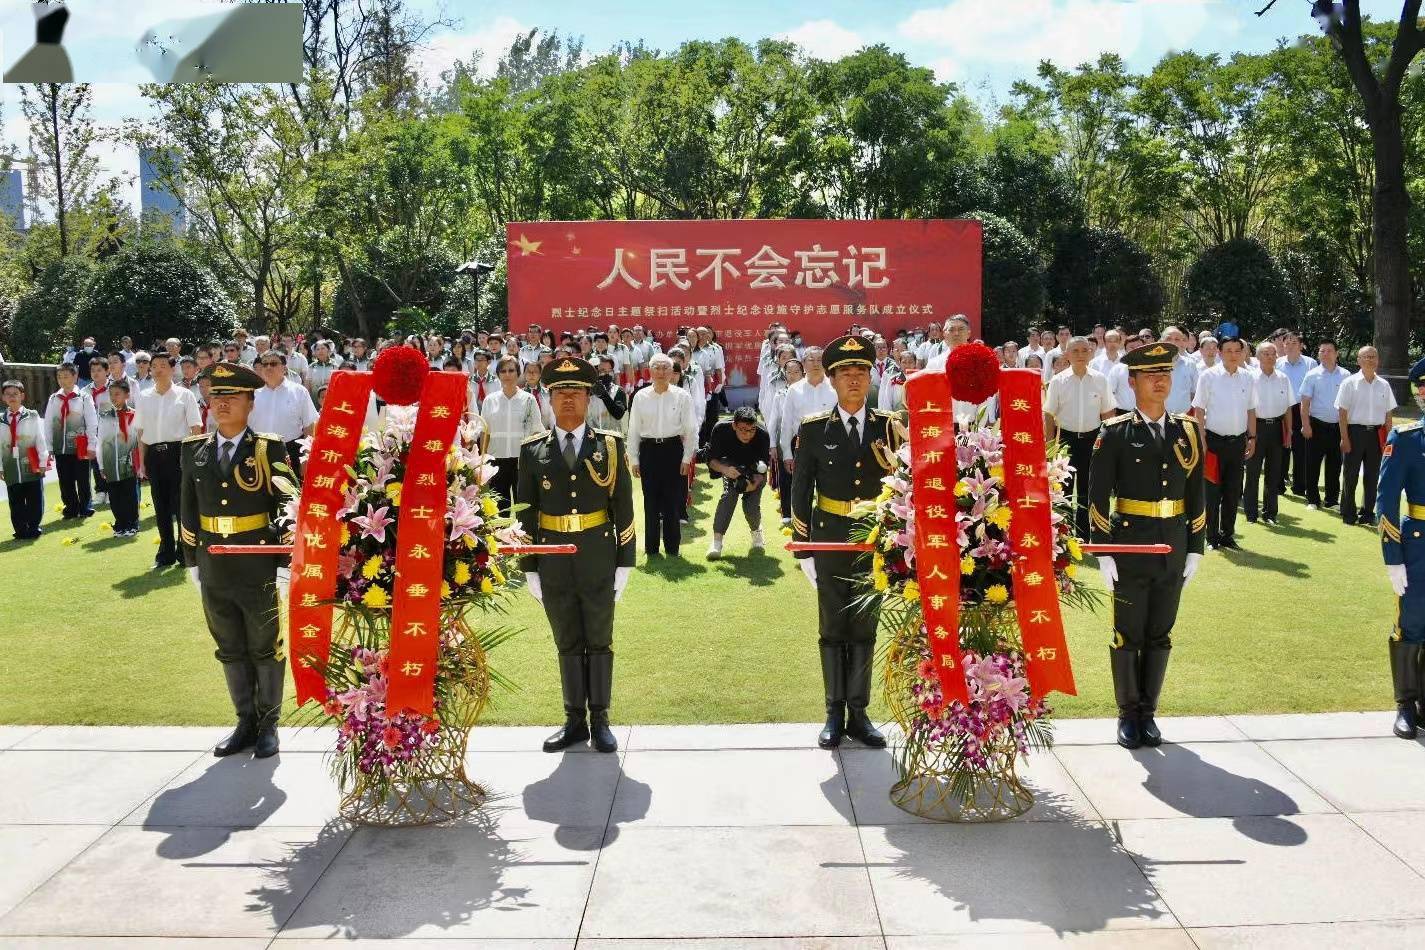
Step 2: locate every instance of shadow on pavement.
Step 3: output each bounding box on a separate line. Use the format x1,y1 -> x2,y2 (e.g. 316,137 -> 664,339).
1136,744 -> 1309,846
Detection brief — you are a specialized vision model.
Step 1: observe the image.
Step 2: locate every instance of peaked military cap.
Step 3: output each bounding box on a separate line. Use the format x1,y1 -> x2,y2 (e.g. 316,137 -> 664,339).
1122,342 -> 1178,374
823,334 -> 874,372
542,355 -> 597,389
200,361 -> 263,394
1409,354 -> 1425,387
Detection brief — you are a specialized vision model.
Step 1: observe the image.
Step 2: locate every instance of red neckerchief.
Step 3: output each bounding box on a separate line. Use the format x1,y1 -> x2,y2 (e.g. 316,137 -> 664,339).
91,385 -> 108,404
476,377 -> 487,404
6,407 -> 19,449
200,402 -> 209,428
57,390 -> 78,429
117,407 -> 133,440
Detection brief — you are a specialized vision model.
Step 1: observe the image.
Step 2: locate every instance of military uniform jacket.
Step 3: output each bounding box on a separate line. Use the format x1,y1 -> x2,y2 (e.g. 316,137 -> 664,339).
515,427 -> 636,573
180,429 -> 290,585
790,408 -> 902,557
1379,420 -> 1424,567
1088,411 -> 1207,575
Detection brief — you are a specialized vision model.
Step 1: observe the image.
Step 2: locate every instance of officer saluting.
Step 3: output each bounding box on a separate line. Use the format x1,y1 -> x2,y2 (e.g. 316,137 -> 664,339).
791,335 -> 903,750
1378,355 -> 1425,739
1088,343 -> 1207,750
517,356 -> 636,754
180,362 -> 291,758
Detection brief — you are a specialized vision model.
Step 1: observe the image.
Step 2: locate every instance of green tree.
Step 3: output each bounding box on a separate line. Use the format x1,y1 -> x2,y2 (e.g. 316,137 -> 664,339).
9,257 -> 94,361
71,241 -> 236,349
966,210 -> 1046,344
1183,237 -> 1298,340
19,83 -> 118,258
1047,225 -> 1164,328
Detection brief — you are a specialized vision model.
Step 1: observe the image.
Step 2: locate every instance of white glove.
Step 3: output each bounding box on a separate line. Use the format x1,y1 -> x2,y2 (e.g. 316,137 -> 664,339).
525,570 -> 543,603
799,558 -> 818,588
614,566 -> 632,602
1098,556 -> 1117,592
1182,553 -> 1202,585
187,566 -> 201,590
1387,563 -> 1408,598
275,567 -> 291,596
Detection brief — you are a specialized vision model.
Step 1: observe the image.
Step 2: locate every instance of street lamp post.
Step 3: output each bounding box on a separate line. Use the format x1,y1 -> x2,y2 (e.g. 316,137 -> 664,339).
456,259 -> 494,332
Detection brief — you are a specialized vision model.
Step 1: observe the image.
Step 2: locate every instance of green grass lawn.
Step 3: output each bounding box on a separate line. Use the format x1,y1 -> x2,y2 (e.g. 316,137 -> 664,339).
0,468 -> 1401,727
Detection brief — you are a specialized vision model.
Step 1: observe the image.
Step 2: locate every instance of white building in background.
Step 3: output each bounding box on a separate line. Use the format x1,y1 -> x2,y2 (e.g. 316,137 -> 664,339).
139,146 -> 185,234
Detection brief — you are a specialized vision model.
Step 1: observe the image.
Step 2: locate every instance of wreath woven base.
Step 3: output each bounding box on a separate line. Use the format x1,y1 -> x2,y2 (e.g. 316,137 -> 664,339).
339,763 -> 487,827
888,750 -> 1034,823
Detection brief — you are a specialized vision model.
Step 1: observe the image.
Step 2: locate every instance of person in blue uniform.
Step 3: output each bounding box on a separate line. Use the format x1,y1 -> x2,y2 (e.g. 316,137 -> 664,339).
1377,355 -> 1425,739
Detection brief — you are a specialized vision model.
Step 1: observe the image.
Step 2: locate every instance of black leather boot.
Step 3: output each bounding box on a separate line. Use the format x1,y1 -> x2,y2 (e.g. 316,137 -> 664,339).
1110,648 -> 1142,749
587,651 -> 618,753
214,663 -> 257,757
818,644 -> 846,749
253,660 -> 285,758
543,653 -> 590,752
1390,640 -> 1421,740
1138,648 -> 1171,748
844,642 -> 887,748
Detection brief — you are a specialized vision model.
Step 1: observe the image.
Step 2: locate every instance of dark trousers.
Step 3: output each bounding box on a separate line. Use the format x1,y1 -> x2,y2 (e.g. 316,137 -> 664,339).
815,550 -> 878,645
1341,424 -> 1383,523
145,442 -> 183,564
1244,416 -> 1284,521
200,579 -> 283,716
91,458 -> 109,496
1112,565 -> 1184,651
699,395 -> 719,446
489,457 -> 518,513
284,440 -> 304,481
1305,419 -> 1341,507
55,452 -> 93,517
108,476 -> 140,531
1206,431 -> 1246,542
712,479 -> 764,535
6,479 -> 43,538
1061,428 -> 1097,539
779,460 -> 794,521
1283,404 -> 1307,494
640,437 -> 684,555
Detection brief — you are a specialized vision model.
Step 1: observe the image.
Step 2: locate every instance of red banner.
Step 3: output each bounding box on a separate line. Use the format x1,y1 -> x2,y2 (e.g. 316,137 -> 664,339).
906,370 -> 970,705
998,369 -> 1076,698
289,371 -> 375,706
506,219 -> 982,385
385,371 -> 468,717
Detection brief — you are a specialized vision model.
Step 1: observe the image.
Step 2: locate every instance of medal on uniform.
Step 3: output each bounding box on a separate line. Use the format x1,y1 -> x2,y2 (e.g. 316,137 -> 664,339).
542,476 -> 552,490
592,451 -> 603,463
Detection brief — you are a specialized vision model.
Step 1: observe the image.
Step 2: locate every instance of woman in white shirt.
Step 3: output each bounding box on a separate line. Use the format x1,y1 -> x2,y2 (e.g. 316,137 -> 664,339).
877,350 -> 919,415
481,356 -> 546,510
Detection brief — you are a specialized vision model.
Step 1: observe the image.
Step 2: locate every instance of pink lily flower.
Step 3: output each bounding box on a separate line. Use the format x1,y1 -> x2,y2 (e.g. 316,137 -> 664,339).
350,505 -> 395,544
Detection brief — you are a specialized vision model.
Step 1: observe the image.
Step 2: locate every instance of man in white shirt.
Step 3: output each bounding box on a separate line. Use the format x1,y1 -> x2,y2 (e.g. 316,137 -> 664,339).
1299,340 -> 1352,510
1090,330 -> 1125,375
777,347 -> 838,464
1336,345 -> 1398,525
627,353 -> 697,557
232,329 -> 258,366
518,325 -> 544,369
1276,330 -> 1317,495
1160,328 -> 1200,415
251,351 -> 318,479
1044,337 -> 1116,538
1192,337 -> 1258,550
916,322 -> 946,367
134,352 -> 202,568
1245,341 -> 1294,525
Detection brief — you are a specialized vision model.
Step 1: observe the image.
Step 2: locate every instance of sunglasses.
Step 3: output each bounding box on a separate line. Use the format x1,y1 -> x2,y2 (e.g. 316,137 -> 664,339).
497,367 -> 519,374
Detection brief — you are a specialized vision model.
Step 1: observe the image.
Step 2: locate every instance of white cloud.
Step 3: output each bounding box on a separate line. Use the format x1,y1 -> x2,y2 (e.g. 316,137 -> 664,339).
898,0 -> 1219,70
417,15 -> 529,85
776,19 -> 865,60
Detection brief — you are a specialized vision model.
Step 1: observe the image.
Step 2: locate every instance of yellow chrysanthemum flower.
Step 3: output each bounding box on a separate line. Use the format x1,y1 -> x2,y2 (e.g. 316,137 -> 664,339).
902,581 -> 920,602
781,525 -> 793,537
953,480 -> 969,497
482,496 -> 499,518
1067,537 -> 1083,561
491,562 -> 506,585
873,570 -> 889,592
480,577 -> 494,594
872,552 -> 885,574
440,580 -> 452,599
989,506 -> 1012,529
488,537 -> 500,556
384,481 -> 403,506
1065,563 -> 1078,579
989,465 -> 1004,481
867,524 -> 881,545
453,562 -> 472,585
463,534 -> 477,549
340,524 -> 351,545
361,555 -> 383,580
960,554 -> 976,575
985,584 -> 1009,604
361,585 -> 388,608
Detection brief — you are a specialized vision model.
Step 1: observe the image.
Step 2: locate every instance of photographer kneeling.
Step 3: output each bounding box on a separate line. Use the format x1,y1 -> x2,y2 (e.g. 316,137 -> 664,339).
706,406 -> 771,559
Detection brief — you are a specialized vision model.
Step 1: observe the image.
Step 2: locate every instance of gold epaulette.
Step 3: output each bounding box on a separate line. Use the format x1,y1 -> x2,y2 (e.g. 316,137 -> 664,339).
182,432 -> 210,442
254,432 -> 283,441
1104,412 -> 1134,426
1171,412 -> 1197,425
802,409 -> 832,424
594,428 -> 625,440
1395,421 -> 1422,434
521,431 -> 549,445
871,408 -> 897,420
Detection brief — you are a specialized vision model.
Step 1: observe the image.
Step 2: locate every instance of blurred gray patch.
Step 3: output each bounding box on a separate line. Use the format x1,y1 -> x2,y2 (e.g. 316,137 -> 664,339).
135,3 -> 302,83
3,2 -> 75,82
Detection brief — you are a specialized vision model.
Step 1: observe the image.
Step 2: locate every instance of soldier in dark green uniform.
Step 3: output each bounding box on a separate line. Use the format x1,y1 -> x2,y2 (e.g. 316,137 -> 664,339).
517,356 -> 637,754
1088,343 -> 1207,750
180,362 -> 291,758
791,335 -> 903,750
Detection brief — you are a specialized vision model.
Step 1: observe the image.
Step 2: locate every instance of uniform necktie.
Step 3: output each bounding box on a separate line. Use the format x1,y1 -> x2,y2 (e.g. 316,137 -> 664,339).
220,440 -> 235,475
847,414 -> 860,452
563,431 -> 577,468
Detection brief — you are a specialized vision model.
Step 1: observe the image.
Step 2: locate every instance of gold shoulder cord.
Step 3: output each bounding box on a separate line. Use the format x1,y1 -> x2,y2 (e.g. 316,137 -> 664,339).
1172,421 -> 1200,471
234,443 -> 268,493
584,434 -> 618,495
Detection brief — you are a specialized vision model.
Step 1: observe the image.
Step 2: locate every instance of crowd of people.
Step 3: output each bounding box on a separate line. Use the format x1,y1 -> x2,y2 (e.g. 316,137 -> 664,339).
0,315 -> 1404,565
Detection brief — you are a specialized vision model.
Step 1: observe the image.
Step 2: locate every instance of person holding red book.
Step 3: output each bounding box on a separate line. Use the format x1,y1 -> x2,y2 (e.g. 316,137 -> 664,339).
2,379 -> 49,540
43,362 -> 97,520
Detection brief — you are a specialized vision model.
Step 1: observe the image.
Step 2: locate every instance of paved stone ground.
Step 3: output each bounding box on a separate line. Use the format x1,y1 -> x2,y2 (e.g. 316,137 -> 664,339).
0,714 -> 1422,948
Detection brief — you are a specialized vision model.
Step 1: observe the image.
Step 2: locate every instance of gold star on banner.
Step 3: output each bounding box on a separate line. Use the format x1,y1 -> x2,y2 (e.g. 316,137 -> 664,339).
514,233 -> 544,256
571,246 -> 581,255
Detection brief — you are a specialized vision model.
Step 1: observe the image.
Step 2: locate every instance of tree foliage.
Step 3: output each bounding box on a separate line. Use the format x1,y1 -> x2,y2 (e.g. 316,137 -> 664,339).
1047,225 -> 1164,327
967,211 -> 1046,345
9,257 -> 94,361
1184,237 -> 1298,340
71,241 -> 236,349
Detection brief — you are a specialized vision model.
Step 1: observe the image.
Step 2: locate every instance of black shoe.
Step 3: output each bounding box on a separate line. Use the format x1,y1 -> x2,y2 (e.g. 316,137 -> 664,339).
819,703 -> 845,749
1117,717 -> 1142,749
544,653 -> 590,752
1389,640 -> 1422,740
253,720 -> 280,758
1110,648 -> 1142,749
1138,648 -> 1171,748
845,707 -> 886,748
1262,517 -> 1278,526
844,642 -> 886,747
543,715 -> 590,752
1245,516 -> 1258,524
214,717 -> 258,757
1393,704 -> 1418,741
152,559 -> 175,571
1218,538 -> 1242,551
586,652 -> 618,753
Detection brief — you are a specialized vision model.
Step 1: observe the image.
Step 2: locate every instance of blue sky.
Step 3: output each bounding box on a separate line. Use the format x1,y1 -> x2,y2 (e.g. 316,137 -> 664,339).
0,0 -> 1408,213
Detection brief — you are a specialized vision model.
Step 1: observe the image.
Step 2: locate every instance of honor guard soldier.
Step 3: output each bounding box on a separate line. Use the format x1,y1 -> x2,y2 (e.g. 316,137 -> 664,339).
517,356 -> 637,754
1088,343 -> 1207,749
1378,355 -> 1425,739
180,362 -> 292,759
791,334 -> 903,750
